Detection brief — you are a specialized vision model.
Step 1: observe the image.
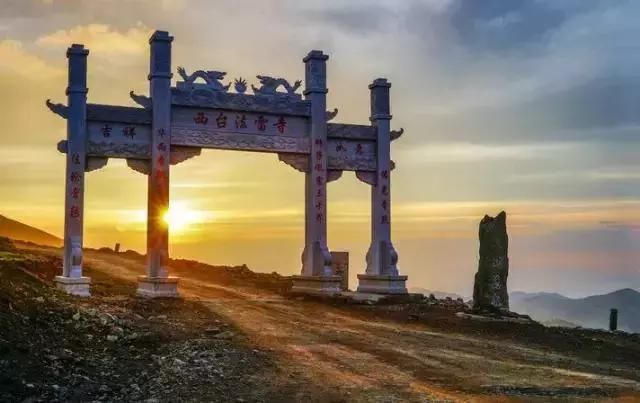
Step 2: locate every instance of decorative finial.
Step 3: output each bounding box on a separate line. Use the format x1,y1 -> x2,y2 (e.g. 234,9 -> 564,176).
326,108 -> 338,121
390,128 -> 404,140
234,78 -> 247,94
46,99 -> 68,118
129,91 -> 151,109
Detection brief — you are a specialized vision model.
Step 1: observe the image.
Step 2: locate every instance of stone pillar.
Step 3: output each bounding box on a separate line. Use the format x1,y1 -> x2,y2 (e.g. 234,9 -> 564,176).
55,44 -> 91,297
137,31 -> 179,297
357,79 -> 407,294
291,50 -> 342,295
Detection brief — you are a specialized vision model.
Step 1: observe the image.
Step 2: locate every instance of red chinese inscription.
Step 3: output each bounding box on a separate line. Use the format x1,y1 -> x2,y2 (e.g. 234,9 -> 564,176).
157,142 -> 167,152
216,112 -> 227,128
274,116 -> 287,134
70,206 -> 80,218
123,126 -> 136,138
235,114 -> 247,129
101,124 -> 112,137
70,172 -> 81,184
255,115 -> 268,131
72,187 -> 80,199
194,112 -> 209,125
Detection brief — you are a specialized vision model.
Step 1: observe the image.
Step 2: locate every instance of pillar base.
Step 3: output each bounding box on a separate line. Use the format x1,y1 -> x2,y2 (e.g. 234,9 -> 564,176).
136,276 -> 179,298
291,275 -> 343,296
357,274 -> 408,295
55,276 -> 91,297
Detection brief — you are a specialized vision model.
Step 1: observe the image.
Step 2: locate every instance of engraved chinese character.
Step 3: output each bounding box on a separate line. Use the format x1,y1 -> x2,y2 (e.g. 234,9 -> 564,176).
157,142 -> 167,152
70,206 -> 80,218
157,128 -> 166,137
101,124 -> 112,137
315,150 -> 322,159
70,172 -> 81,184
316,189 -> 323,197
314,163 -> 323,172
123,126 -> 136,138
157,155 -> 165,165
316,176 -> 324,186
314,139 -> 323,146
381,185 -> 389,196
316,213 -> 323,222
381,170 -> 388,179
72,187 -> 80,199
274,116 -> 287,134
381,199 -> 387,211
71,153 -> 80,165
235,114 -> 247,129
315,201 -> 323,210
194,112 -> 208,125
356,143 -> 363,155
216,112 -> 227,128
381,215 -> 389,224
255,115 -> 268,131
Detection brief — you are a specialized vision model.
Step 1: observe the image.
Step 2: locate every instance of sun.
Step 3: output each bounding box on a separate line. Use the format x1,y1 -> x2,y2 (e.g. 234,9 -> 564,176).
162,202 -> 201,233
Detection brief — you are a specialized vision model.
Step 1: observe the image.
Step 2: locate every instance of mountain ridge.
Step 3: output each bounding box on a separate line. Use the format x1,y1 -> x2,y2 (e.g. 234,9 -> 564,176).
0,214 -> 62,247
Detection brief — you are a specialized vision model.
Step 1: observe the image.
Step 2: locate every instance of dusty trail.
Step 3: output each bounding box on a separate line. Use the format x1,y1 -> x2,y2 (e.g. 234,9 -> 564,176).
24,246 -> 640,401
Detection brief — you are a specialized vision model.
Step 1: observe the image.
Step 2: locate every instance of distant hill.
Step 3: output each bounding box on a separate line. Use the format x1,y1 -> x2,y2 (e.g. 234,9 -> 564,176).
0,214 -> 62,247
511,289 -> 640,332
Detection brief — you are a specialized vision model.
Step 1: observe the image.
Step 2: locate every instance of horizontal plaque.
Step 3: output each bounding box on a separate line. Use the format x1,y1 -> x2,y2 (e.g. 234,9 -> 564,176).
87,120 -> 151,159
327,139 -> 376,171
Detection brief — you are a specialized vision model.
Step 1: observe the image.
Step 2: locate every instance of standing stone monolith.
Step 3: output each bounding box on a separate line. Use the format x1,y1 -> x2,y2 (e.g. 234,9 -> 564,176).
473,211 -> 509,312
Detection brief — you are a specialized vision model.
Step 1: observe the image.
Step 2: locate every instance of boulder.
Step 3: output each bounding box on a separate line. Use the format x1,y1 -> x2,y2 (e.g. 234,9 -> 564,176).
473,211 -> 509,312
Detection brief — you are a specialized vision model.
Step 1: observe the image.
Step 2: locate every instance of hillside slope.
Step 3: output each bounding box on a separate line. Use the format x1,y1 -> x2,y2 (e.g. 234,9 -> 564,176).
5,240 -> 640,401
0,215 -> 62,247
511,289 -> 640,332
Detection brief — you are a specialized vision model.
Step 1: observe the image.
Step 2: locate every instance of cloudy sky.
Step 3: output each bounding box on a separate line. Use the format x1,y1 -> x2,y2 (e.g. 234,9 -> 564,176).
1,0 -> 639,297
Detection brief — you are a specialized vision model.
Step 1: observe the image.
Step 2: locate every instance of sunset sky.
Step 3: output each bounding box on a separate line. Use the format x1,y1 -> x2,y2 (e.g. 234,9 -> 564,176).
1,0 -> 639,297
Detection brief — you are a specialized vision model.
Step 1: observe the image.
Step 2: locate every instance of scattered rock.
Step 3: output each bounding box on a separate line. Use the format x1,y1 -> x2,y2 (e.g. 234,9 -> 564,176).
106,335 -> 118,342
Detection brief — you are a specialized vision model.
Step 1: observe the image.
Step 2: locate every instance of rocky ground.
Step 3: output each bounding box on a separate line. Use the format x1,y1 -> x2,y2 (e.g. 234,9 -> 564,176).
2,238 -> 640,402
0,240 -> 312,402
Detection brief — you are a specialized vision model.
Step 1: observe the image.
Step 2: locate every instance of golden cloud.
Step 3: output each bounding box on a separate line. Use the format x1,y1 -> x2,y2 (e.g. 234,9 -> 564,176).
36,24 -> 152,57
0,40 -> 62,79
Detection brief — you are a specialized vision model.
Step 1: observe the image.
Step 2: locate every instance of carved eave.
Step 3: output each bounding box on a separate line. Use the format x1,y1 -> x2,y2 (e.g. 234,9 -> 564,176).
278,153 -> 309,172
327,170 -> 343,183
86,157 -> 108,172
126,159 -> 150,175
391,128 -> 404,141
171,87 -> 312,117
326,108 -> 338,121
46,99 -> 68,119
129,91 -> 152,109
355,171 -> 376,186
170,146 -> 202,165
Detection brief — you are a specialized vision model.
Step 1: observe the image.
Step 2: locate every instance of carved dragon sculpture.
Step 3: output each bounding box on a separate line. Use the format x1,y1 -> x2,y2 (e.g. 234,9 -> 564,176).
177,66 -> 230,91
252,75 -> 302,96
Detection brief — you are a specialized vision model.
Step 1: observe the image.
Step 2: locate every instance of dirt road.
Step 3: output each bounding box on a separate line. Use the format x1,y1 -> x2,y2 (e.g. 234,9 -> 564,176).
21,245 -> 640,401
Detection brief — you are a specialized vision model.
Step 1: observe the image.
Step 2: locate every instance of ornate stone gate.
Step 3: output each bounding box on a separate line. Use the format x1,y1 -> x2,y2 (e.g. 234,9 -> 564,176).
47,30 -> 408,297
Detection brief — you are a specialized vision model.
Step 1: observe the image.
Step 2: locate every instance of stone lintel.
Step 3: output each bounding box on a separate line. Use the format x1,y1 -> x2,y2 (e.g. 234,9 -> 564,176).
54,276 -> 91,297
136,276 -> 180,298
291,275 -> 342,296
356,274 -> 408,295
